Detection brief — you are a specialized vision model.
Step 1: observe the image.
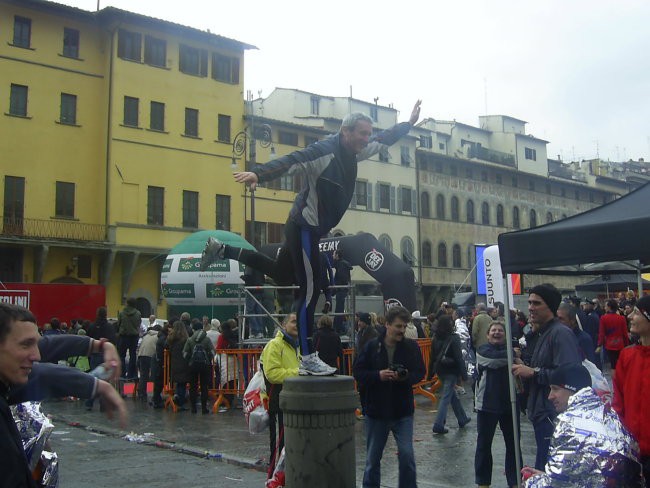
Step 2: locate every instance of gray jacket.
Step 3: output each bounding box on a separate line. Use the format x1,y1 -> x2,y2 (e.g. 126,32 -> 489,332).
526,318 -> 581,423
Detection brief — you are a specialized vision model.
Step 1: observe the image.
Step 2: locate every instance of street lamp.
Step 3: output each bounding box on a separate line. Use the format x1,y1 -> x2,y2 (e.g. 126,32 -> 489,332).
231,123 -> 273,248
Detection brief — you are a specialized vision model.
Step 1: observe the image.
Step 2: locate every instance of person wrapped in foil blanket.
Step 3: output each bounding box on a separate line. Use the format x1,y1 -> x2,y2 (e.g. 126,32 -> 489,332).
525,381 -> 643,487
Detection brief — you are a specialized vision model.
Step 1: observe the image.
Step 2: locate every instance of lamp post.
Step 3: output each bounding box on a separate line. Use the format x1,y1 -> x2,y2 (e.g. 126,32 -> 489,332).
231,123 -> 273,248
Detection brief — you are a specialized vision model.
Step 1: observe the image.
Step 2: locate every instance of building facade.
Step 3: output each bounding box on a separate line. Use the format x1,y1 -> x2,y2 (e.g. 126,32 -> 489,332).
2,1 -> 647,320
250,88 -> 419,293
0,0 -> 253,319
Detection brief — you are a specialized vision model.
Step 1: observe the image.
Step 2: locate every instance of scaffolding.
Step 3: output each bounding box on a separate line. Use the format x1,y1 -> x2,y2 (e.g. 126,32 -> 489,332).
233,283 -> 356,347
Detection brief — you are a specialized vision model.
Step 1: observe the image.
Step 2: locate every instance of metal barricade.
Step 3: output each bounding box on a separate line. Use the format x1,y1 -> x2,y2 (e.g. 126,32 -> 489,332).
212,347 -> 263,412
161,338 -> 441,413
236,283 -> 356,346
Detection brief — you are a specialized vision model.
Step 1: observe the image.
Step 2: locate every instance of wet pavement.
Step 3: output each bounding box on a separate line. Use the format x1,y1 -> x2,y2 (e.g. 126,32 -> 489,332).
43,386 -> 538,487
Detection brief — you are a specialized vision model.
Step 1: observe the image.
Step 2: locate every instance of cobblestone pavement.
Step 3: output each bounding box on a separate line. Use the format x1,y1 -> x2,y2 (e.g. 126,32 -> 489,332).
43,387 -> 537,487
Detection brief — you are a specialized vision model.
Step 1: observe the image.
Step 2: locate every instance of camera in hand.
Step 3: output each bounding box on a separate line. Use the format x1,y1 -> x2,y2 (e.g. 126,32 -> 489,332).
389,363 -> 408,379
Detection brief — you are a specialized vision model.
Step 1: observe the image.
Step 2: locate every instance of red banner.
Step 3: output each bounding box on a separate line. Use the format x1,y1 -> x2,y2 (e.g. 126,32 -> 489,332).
0,283 -> 105,327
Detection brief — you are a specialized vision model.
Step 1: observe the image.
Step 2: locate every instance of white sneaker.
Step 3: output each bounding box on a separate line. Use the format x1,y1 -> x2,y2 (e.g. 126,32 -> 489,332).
299,353 -> 337,376
200,237 -> 225,271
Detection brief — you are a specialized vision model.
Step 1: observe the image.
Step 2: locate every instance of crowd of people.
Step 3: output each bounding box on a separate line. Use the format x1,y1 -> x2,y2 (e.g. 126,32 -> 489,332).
347,287 -> 649,487
4,282 -> 650,487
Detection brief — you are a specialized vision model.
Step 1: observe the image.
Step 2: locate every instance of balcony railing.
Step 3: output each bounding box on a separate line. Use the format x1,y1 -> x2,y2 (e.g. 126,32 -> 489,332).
1,216 -> 106,242
468,146 -> 516,167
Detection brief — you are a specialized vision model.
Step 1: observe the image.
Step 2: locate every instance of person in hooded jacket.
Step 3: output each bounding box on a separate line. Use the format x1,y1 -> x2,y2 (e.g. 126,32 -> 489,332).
116,297 -> 141,380
428,315 -> 470,434
260,313 -> 300,477
183,321 -> 214,414
137,323 -> 159,401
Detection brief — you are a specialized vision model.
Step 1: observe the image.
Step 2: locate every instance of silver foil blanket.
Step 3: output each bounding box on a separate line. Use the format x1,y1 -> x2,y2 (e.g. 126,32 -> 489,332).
525,387 -> 644,487
11,401 -> 59,487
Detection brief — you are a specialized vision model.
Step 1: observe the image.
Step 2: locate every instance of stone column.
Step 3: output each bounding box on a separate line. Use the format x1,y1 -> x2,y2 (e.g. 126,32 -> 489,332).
279,375 -> 357,488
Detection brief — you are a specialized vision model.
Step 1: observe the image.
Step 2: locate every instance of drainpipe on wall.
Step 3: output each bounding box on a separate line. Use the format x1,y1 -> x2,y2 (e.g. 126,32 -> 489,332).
104,27 -> 116,239
415,152 -> 422,293
101,26 -> 116,291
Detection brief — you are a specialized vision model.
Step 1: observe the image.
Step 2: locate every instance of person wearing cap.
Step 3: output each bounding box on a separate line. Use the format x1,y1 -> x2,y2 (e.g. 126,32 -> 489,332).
512,283 -> 582,470
613,295 -> 650,487
523,363 -> 643,487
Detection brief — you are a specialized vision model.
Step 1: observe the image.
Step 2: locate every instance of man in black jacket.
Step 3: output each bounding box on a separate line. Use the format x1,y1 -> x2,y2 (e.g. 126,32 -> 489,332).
354,306 -> 425,488
512,284 -> 581,470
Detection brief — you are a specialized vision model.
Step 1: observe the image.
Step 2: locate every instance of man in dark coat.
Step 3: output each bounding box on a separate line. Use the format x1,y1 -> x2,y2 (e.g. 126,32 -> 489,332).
354,306 -> 425,488
116,297 -> 141,380
512,284 -> 582,470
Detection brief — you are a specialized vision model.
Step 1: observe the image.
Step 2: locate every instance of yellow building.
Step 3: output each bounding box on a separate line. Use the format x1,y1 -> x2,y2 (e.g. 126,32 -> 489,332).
0,0 -> 254,320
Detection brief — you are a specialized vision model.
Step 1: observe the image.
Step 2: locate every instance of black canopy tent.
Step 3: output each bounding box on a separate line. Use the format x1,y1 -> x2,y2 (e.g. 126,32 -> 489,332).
575,274 -> 650,293
494,181 -> 650,482
497,181 -> 650,276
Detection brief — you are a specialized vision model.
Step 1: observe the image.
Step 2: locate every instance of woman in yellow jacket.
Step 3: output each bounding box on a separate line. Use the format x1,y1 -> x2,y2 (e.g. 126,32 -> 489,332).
260,313 -> 299,476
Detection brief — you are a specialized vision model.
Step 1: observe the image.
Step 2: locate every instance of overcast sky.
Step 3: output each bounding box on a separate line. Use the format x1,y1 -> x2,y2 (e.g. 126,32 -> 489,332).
61,0 -> 650,163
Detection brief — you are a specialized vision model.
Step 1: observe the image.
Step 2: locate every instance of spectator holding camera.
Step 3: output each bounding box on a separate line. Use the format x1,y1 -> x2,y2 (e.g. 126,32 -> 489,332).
428,314 -> 471,434
353,306 -> 425,488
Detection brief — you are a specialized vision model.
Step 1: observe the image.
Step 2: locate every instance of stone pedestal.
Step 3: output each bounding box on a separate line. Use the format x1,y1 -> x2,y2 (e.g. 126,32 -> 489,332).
279,375 -> 357,488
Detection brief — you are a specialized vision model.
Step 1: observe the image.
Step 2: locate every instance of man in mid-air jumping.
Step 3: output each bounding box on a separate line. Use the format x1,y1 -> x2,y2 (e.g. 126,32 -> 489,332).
202,100 -> 422,375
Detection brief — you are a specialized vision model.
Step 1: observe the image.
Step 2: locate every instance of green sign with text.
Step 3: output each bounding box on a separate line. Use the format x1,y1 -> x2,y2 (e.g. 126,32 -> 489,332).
177,257 -> 230,272
162,283 -> 195,298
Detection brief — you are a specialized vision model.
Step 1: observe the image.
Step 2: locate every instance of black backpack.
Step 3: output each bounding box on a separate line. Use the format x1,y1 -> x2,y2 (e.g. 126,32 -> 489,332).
188,332 -> 211,371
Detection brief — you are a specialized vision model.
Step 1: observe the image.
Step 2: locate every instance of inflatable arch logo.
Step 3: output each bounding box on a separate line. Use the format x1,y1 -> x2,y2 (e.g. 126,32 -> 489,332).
365,249 -> 384,271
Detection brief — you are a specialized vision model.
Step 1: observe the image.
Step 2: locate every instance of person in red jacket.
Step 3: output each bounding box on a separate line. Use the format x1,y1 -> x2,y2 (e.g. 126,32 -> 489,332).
598,299 -> 630,369
613,294 -> 650,487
